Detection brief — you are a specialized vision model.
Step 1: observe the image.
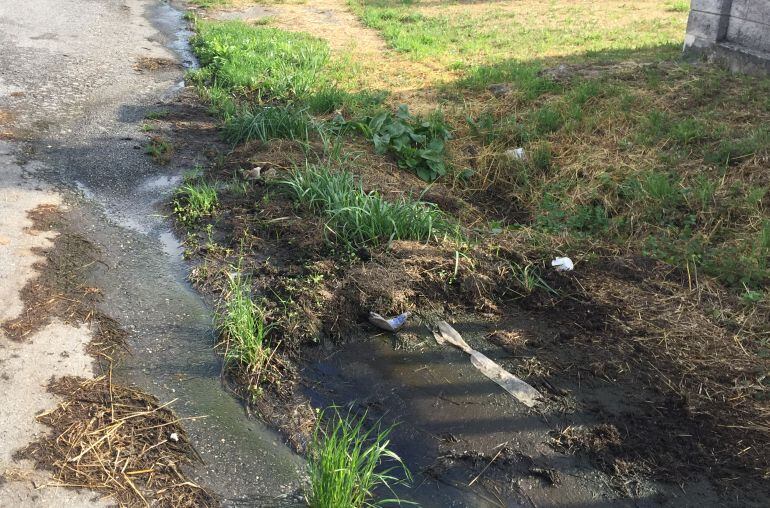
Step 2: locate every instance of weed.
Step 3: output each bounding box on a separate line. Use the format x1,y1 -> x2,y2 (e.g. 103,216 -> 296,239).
348,105 -> 452,181
671,118 -> 709,145
532,105 -> 564,136
307,407 -> 412,508
705,128 -> 770,166
173,180 -> 218,226
223,105 -> 319,144
531,142 -> 553,172
284,164 -> 459,247
145,109 -> 170,120
145,136 -> 173,164
218,272 -> 272,375
510,262 -> 556,295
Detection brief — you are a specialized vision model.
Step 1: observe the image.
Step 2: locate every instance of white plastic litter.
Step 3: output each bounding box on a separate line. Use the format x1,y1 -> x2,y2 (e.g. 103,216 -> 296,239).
505,147 -> 527,161
368,311 -> 411,332
169,432 -> 179,442
433,321 -> 542,407
551,257 -> 574,272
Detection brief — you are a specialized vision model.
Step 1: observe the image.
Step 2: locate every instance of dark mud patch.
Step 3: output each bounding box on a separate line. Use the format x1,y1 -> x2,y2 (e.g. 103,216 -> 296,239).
158,77 -> 768,506
134,56 -> 181,73
17,375 -> 216,507
1,204 -> 125,359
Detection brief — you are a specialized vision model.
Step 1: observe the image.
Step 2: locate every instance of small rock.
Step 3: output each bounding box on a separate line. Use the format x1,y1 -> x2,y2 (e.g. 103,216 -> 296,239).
243,166 -> 262,180
487,83 -> 511,96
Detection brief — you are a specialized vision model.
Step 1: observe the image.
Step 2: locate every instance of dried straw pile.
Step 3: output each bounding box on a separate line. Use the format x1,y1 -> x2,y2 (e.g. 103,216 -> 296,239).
18,375 -> 216,507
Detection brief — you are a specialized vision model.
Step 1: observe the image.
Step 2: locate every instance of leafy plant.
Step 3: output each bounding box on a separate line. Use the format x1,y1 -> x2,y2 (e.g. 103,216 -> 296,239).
349,105 -> 452,181
307,407 -> 412,508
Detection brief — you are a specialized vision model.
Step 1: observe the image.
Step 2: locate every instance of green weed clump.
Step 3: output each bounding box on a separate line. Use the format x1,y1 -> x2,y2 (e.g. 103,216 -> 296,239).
307,408 -> 411,508
223,105 -> 319,144
145,136 -> 173,164
285,165 -> 458,247
347,105 -> 452,181
217,273 -> 272,374
173,180 -> 218,226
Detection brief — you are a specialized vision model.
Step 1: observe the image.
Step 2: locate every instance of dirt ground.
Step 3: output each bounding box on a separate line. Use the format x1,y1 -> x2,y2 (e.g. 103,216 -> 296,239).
173,1 -> 770,507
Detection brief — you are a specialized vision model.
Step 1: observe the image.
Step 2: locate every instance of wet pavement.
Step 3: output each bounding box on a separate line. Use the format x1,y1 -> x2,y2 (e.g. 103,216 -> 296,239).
0,0 -> 304,504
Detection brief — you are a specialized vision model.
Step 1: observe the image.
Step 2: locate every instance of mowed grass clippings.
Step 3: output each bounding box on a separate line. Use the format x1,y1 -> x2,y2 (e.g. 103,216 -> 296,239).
18,376 -> 215,507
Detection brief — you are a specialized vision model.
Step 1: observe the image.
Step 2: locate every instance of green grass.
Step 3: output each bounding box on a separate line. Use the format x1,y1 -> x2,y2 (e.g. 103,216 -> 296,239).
145,136 -> 173,164
348,0 -> 686,69
223,105 -> 319,144
191,20 -> 331,103
217,272 -> 272,374
307,408 -> 412,508
284,164 -> 459,247
144,109 -> 170,120
173,180 -> 218,226
665,0 -> 690,12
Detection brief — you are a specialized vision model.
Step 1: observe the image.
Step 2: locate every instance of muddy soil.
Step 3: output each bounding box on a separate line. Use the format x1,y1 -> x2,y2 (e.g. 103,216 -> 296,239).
171,2 -> 769,507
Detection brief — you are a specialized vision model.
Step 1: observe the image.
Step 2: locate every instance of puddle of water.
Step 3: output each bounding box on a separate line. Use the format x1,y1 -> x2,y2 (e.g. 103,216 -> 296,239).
78,207 -> 306,501
151,1 -> 198,69
158,229 -> 185,259
137,172 -> 182,192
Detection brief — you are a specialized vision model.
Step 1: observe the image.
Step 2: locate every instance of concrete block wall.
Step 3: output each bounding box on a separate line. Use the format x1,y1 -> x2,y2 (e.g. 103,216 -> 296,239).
684,0 -> 770,75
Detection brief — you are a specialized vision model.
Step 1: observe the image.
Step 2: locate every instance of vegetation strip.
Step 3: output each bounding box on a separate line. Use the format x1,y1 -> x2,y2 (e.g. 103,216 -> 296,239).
170,0 -> 770,504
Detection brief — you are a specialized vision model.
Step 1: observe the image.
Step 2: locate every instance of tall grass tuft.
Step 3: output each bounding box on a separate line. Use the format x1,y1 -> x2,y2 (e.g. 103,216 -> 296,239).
173,180 -> 218,226
217,272 -> 271,374
307,408 -> 412,508
284,164 -> 459,247
223,105 -> 320,144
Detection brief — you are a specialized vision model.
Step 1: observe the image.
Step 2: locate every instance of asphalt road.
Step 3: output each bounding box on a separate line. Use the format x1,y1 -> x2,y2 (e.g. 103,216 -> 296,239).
0,1 -> 304,505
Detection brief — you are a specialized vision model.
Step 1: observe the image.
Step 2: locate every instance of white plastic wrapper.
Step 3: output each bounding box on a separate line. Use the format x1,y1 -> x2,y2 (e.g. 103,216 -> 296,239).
551,257 -> 574,272
368,311 -> 411,332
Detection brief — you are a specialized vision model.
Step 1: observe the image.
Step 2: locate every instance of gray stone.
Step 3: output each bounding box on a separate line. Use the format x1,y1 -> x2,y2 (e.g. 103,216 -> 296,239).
683,0 -> 770,76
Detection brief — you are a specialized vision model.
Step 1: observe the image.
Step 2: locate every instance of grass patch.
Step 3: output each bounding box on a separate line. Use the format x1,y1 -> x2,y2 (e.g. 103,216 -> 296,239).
145,135 -> 173,164
191,20 -> 330,103
307,408 -> 411,508
665,0 -> 690,12
145,109 -> 170,120
349,0 -> 686,69
284,164 -> 459,247
223,105 -> 319,144
173,180 -> 218,226
217,272 -> 272,375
